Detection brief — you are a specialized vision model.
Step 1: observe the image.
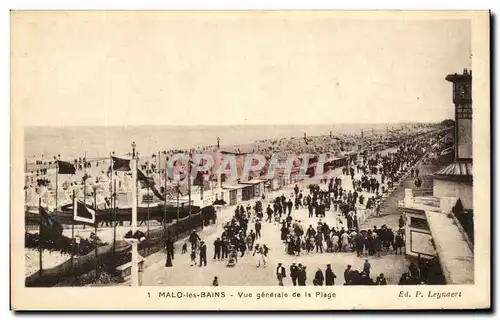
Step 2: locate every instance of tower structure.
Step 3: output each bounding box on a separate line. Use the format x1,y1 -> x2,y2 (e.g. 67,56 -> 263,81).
433,68 -> 473,211
445,68 -> 472,160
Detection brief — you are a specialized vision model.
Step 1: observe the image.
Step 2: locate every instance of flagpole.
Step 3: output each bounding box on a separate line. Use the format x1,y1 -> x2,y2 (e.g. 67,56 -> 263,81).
146,163 -> 150,257
176,180 -> 180,239
200,173 -> 204,230
113,174 -> 117,259
83,151 -> 87,230
55,161 -> 58,213
25,158 -> 28,200
111,155 -> 116,259
38,197 -> 43,277
157,150 -> 162,238
25,158 -> 28,184
158,151 -> 161,176
163,156 -> 167,240
211,175 -> 214,196
83,151 -> 87,205
71,190 -> 75,275
201,176 -> 204,200
188,159 -> 192,217
131,142 -> 139,287
94,190 -> 99,279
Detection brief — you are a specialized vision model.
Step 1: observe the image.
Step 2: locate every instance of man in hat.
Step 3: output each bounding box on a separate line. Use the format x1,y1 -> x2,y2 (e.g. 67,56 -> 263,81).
199,241 -> 207,267
325,264 -> 336,286
276,262 -> 286,286
344,264 -> 352,284
297,264 -> 307,286
255,219 -> 262,239
213,237 -> 222,260
290,263 -> 299,286
189,230 -> 201,250
363,259 -> 371,277
313,268 -> 324,286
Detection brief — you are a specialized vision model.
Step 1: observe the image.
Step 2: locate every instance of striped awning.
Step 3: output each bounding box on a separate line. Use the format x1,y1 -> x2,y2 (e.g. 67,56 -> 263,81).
434,161 -> 473,177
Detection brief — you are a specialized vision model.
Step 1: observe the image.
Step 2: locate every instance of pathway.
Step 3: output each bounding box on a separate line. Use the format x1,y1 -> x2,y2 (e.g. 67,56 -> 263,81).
133,167 -> 411,286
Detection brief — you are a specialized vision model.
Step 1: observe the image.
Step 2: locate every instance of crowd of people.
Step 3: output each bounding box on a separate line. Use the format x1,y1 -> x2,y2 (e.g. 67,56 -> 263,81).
273,260 -> 390,286
398,255 -> 446,285
201,130 -> 449,286
185,137 -> 434,285
270,142 -> 421,260
27,126 -> 449,286
265,137 -> 436,285
282,220 -> 406,257
183,202 -> 272,269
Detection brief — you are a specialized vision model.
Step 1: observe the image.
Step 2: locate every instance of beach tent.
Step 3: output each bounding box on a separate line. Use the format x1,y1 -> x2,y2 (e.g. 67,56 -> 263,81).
96,171 -> 109,183
25,186 -> 39,206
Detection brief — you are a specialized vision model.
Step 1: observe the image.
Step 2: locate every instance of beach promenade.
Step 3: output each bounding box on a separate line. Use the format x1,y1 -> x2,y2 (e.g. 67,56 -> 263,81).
127,159 -> 416,286
24,127 -> 442,284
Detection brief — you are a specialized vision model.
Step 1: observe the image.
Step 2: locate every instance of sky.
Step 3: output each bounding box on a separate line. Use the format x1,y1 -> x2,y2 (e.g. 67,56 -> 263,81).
11,11 -> 472,127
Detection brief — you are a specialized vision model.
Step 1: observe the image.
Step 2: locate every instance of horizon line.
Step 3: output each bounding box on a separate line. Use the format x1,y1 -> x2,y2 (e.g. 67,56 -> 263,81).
24,121 -> 444,128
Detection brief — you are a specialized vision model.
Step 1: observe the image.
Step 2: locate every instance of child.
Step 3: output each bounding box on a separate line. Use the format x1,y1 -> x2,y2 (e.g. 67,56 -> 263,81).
190,249 -> 197,266
212,276 -> 219,286
182,242 -> 188,254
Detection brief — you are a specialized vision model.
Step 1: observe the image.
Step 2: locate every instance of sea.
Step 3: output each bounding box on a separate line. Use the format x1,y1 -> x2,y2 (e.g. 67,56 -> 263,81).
24,123 -> 401,162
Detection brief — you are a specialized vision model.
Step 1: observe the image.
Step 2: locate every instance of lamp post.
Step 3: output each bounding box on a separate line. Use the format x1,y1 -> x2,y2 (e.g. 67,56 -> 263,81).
129,141 -> 140,287
165,234 -> 173,267
93,185 -> 99,279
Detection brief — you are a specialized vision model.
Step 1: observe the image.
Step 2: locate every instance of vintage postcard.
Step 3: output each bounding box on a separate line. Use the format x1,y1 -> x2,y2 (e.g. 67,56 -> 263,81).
10,10 -> 490,310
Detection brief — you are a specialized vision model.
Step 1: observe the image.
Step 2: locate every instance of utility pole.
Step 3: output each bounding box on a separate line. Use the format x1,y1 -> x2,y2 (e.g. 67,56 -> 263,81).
130,141 -> 139,287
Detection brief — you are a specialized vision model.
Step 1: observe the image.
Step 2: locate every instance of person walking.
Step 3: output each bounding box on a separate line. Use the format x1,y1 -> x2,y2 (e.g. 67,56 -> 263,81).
213,237 -> 222,260
313,268 -> 324,286
255,220 -> 262,239
325,264 -> 336,286
199,241 -> 207,267
189,230 -> 201,250
395,232 -> 404,255
287,199 -> 293,215
315,233 -> 323,253
363,259 -> 371,277
308,203 -> 313,218
276,263 -> 287,286
266,205 -> 273,223
344,265 -> 352,284
290,263 -> 299,286
297,265 -> 307,286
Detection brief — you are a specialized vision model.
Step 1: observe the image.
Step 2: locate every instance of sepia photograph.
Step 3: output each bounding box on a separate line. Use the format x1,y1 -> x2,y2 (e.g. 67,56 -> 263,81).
10,10 -> 490,310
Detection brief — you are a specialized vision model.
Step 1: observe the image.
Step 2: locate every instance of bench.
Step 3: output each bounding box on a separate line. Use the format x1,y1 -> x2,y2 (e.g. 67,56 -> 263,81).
116,255 -> 145,282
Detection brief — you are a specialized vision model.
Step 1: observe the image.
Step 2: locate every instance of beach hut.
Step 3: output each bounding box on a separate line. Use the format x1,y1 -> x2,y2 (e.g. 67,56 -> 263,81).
250,178 -> 268,198
222,184 -> 245,205
238,179 -> 267,200
240,183 -> 255,201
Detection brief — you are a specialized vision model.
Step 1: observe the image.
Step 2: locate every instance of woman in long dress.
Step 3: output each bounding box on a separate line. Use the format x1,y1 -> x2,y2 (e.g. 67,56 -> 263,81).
253,244 -> 262,267
340,231 -> 350,252
280,224 -> 288,243
262,245 -> 269,267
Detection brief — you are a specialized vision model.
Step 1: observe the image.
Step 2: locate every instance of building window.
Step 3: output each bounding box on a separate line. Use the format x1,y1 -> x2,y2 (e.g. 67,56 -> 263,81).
409,217 -> 430,230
